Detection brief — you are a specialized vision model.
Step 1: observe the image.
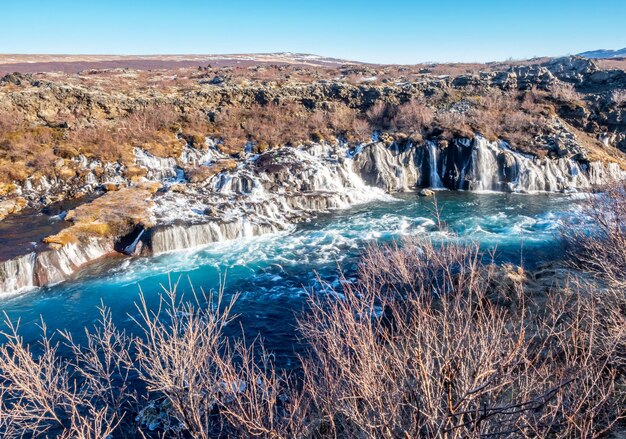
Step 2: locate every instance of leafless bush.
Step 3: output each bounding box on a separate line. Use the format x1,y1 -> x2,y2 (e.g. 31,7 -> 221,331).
1,227 -> 625,437
566,183 -> 626,289
352,117 -> 372,141
299,238 -> 626,438
435,110 -> 473,139
366,101 -> 395,130
131,280 -> 307,438
551,82 -> 581,105
0,308 -> 133,438
391,99 -> 434,133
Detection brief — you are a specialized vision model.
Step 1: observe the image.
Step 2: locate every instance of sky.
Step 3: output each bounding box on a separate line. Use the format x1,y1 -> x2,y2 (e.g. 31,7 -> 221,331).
1,0 -> 625,64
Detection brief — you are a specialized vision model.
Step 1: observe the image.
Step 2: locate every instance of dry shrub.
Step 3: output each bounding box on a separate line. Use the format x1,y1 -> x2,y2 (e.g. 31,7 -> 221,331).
67,124 -> 132,163
132,283 -> 307,437
325,103 -> 357,137
566,183 -> 626,289
0,235 -> 624,437
391,99 -> 434,133
435,111 -> 473,139
551,82 -> 581,105
462,90 -> 550,155
0,114 -> 62,182
213,101 -> 362,152
0,308 -> 133,438
120,105 -> 179,136
366,101 -> 395,130
0,103 -> 186,183
299,238 -> 626,438
352,117 -> 373,141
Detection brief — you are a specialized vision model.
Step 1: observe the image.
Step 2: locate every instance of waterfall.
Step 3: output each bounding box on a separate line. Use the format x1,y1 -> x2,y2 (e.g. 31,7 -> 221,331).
0,239 -> 113,296
34,239 -> 114,286
0,253 -> 36,297
353,138 -> 624,193
470,137 -> 501,191
134,148 -> 178,180
3,139 -> 624,296
145,220 -> 280,255
427,141 -> 444,189
146,143 -> 392,255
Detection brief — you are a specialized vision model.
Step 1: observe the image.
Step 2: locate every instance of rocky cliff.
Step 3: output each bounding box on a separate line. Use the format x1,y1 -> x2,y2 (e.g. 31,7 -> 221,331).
0,56 -> 625,295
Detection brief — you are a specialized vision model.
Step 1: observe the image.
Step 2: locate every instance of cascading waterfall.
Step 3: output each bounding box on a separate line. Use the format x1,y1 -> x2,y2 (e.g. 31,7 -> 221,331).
427,141 -> 444,189
354,137 -> 624,193
134,148 -> 178,180
470,137 -> 502,191
143,143 -> 391,255
2,138 -> 624,296
0,239 -> 113,297
469,137 -> 602,192
0,253 -> 36,295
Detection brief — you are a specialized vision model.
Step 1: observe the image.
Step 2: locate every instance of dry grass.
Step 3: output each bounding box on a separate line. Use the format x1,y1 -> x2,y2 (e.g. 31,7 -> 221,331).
43,185 -> 158,247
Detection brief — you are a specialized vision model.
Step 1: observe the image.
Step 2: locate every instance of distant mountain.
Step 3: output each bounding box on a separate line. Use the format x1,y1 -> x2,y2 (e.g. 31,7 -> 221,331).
577,48 -> 626,59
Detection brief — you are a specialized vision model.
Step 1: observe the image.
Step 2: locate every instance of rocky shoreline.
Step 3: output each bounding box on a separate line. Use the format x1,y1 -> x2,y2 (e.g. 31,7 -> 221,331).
1,135 -> 625,296
1,55 -> 626,296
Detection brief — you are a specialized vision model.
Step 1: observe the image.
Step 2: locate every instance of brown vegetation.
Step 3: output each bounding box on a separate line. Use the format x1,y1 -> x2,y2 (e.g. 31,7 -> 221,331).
566,183 -> 626,289
0,58 -> 624,186
185,159 -> 238,183
2,189 -> 626,437
300,239 -> 625,438
43,184 -> 158,247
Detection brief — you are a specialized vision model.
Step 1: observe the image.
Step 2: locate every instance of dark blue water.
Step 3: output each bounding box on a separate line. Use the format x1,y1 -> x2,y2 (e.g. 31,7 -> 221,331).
0,192 -> 584,366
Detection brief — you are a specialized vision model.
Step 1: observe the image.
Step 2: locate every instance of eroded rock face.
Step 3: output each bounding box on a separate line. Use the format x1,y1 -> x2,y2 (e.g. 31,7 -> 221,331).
1,135 -> 625,296
2,54 -> 626,295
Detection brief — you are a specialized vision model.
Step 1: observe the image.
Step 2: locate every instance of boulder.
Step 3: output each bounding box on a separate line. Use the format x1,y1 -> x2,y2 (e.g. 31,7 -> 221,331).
0,197 -> 27,221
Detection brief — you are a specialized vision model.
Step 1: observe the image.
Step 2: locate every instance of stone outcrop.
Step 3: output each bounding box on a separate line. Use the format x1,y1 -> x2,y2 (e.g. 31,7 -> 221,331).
1,56 -> 626,296
1,134 -> 625,296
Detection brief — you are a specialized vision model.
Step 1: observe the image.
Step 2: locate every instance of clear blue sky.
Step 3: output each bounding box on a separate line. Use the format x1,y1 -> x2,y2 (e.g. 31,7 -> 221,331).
1,0 -> 625,64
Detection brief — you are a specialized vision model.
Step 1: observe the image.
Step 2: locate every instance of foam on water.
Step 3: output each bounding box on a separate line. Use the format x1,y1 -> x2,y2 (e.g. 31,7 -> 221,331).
0,191 -> 589,366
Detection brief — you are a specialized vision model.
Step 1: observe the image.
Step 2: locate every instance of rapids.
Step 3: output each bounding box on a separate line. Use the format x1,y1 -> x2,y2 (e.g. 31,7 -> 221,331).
0,192 -> 587,368
1,138 -> 623,296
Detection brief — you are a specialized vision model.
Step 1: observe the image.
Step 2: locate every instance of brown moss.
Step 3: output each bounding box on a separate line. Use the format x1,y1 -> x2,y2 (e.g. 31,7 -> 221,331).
102,182 -> 120,192
0,183 -> 17,197
43,232 -> 78,248
44,186 -> 156,247
57,166 -> 77,181
185,159 -> 238,183
169,183 -> 188,193
124,165 -> 148,179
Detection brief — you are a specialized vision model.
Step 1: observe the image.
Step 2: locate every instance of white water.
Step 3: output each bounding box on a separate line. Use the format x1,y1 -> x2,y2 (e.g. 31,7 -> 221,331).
427,141 -> 444,189
355,137 -> 624,193
147,143 -> 391,255
1,138 -> 624,296
0,253 -> 36,296
0,239 -> 113,297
